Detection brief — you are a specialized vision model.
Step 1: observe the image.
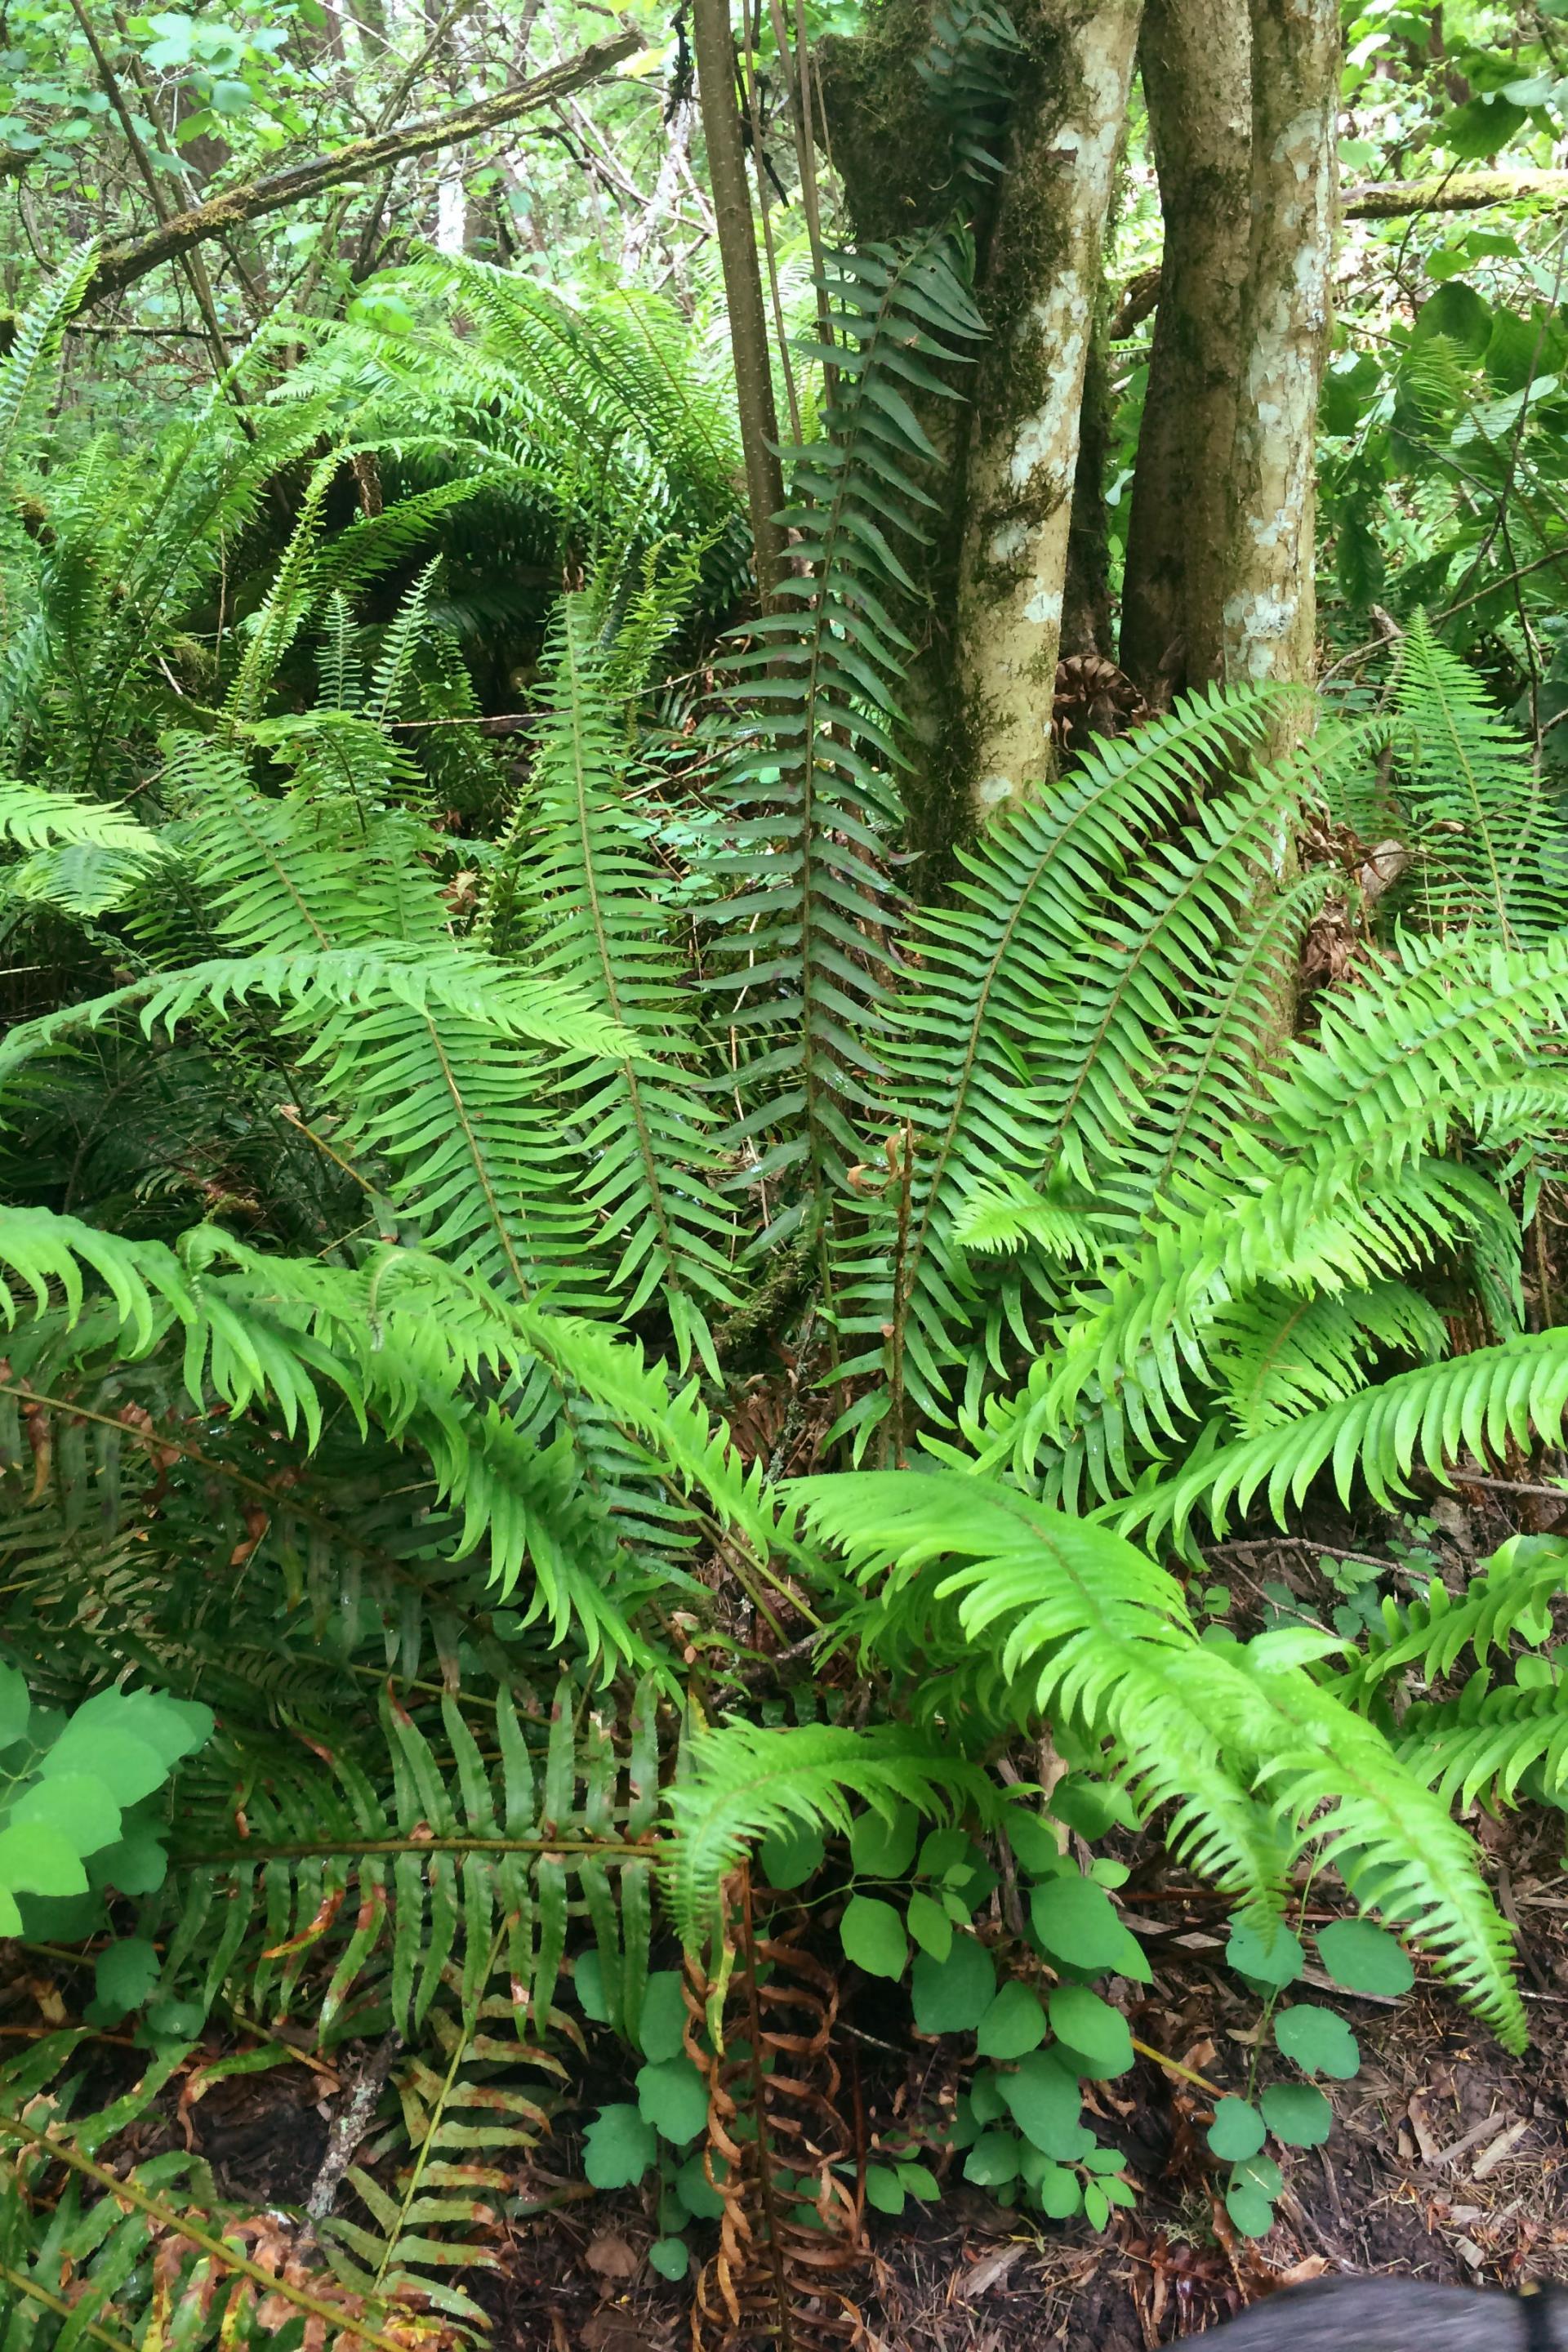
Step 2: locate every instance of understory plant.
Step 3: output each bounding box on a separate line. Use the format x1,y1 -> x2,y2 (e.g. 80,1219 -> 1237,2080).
2,118 -> 1568,2347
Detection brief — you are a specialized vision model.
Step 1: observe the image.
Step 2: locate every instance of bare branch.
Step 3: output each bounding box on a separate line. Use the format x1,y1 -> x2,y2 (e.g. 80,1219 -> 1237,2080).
75,24 -> 643,311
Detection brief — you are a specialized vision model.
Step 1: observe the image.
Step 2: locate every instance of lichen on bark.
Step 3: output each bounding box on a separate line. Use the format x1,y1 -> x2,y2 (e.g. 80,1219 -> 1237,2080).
952,0 -> 1144,820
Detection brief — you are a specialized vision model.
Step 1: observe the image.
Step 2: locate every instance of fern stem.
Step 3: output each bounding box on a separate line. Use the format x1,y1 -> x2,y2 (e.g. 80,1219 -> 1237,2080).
0,2113 -> 416,2352
0,2256 -> 136,2351
185,1833 -> 665,1863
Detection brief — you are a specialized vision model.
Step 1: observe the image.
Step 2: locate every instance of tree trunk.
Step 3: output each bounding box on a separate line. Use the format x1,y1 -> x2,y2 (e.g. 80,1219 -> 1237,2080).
1221,0 -> 1340,693
953,0 -> 1144,821
692,0 -> 786,604
1118,0 -> 1250,697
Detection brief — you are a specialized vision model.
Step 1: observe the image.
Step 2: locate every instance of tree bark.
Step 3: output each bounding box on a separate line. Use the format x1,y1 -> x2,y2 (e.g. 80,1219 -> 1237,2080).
952,0 -> 1144,820
692,0 -> 786,604
1118,0 -> 1250,697
1221,0 -> 1339,693
74,27 -> 642,312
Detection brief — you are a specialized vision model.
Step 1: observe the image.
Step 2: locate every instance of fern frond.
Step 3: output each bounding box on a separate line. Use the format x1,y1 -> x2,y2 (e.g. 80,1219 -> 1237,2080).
1388,610 -> 1568,942
0,241 -> 97,478
1209,1277 -> 1448,1436
1125,1326 -> 1568,1545
509,594 -> 737,1364
664,1719 -> 993,1949
709,233 -> 986,1226
1342,1531 -> 1568,1696
833,687 -> 1293,1429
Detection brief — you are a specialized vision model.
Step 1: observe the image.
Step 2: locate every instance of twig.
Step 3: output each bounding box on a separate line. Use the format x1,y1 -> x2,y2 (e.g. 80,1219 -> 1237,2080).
293,2027 -> 402,2260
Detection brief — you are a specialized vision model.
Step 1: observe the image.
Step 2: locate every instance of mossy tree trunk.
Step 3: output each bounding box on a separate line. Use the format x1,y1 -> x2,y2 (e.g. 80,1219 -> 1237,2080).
1118,0 -> 1251,697
953,0 -> 1144,821
1220,0 -> 1340,695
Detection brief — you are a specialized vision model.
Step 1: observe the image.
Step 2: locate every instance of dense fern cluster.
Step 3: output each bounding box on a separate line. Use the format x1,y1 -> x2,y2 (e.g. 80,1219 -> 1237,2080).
2,143 -> 1568,2343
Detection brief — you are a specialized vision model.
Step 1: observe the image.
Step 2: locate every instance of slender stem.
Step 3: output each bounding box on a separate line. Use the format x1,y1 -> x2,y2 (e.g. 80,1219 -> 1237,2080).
0,2114 -> 416,2352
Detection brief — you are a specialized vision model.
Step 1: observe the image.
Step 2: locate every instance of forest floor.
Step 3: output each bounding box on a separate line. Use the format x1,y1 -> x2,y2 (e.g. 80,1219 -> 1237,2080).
478,1480 -> 1568,2352
38,1486 -> 1568,2349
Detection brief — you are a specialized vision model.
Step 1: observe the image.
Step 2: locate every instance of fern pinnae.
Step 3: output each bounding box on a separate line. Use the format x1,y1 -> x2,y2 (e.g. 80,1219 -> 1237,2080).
519,592 -> 737,1365
710,232 -> 987,1241
0,241 -> 98,480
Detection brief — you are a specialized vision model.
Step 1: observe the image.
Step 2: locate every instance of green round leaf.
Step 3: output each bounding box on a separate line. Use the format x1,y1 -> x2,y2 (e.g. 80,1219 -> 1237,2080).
840,1895 -> 908,1980
40,1726 -> 166,1806
675,2149 -> 726,2219
638,1971 -> 689,2063
1224,2180 -> 1276,2239
636,2057 -> 709,2147
1225,1918 -> 1303,1989
13,1774 -> 121,1857
1206,2099 -> 1265,2160
975,1980 -> 1047,2060
648,2238 -> 689,2283
1272,2004 -> 1360,2080
864,2163 -> 906,2216
962,2128 -> 1022,2189
1084,2182 -> 1111,2231
911,1934 -> 995,2033
1004,1806 -> 1066,1875
759,1818 -> 824,1890
95,1936 -> 160,2016
999,2050 -> 1086,2158
0,1822 -> 87,1898
144,1995 -> 205,2042
1031,1875 -> 1150,1982
906,1890 -> 952,1962
1031,2163 -> 1082,2219
85,1824 -> 167,1897
1047,1984 -> 1134,2079
918,1827 -> 969,1875
1233,2153 -> 1283,2198
1052,1774 -> 1137,1839
849,1803 -> 918,1879
897,2161 -> 941,2201
1316,1920 -> 1414,1998
0,1886 -> 20,1936
969,2068 -> 1007,2126
584,2104 -> 657,2189
1260,2082 -> 1332,2149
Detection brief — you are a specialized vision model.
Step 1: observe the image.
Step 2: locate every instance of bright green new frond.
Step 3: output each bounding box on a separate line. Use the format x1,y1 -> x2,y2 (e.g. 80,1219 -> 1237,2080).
1398,1674 -> 1568,1812
1388,610 -> 1568,942
0,241 -> 97,479
1209,1278 -> 1448,1435
664,1719 -> 992,1949
832,684 -> 1292,1430
1211,1636 -> 1523,2047
0,942 -> 633,1089
1127,1325 -> 1568,1545
1343,1531 -> 1568,1695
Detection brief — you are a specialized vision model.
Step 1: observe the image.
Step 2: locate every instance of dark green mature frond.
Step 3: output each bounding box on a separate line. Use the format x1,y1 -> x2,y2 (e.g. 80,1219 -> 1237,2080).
506,594 -> 737,1365
707,234 -> 987,1232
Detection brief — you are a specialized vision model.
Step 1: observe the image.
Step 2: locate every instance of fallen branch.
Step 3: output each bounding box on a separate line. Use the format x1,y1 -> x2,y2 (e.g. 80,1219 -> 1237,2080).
1343,168 -> 1568,220
1111,171 -> 1568,341
77,22 -> 642,312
